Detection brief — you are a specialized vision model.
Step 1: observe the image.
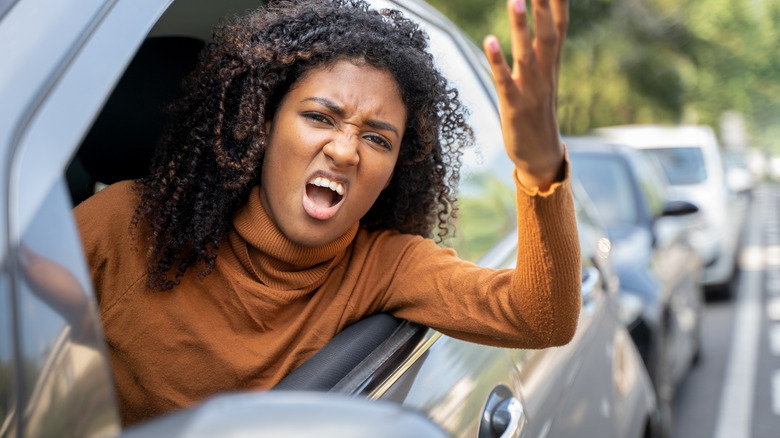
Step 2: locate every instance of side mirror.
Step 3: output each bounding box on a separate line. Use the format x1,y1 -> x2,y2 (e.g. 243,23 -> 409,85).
120,391 -> 448,438
661,200 -> 699,217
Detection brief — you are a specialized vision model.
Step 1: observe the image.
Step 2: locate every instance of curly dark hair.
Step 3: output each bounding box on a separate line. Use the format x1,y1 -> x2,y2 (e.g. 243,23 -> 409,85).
133,0 -> 474,290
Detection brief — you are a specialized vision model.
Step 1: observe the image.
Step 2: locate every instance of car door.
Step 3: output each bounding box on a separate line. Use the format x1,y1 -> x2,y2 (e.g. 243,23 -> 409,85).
503,185 -> 616,438
0,0 -> 155,435
0,0 -> 254,436
628,150 -> 704,384
343,184 -> 653,438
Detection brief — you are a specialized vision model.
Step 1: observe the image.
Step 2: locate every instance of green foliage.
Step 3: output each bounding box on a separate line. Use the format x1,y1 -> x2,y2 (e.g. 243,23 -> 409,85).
448,173 -> 517,262
425,0 -> 780,153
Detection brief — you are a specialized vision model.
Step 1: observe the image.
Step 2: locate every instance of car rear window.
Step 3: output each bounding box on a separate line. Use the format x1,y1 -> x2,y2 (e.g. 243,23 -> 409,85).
642,147 -> 707,185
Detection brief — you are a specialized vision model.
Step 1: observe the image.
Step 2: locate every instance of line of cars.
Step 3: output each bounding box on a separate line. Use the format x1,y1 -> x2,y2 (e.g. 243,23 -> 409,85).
591,125 -> 749,295
564,123 -> 750,436
0,0 -> 741,437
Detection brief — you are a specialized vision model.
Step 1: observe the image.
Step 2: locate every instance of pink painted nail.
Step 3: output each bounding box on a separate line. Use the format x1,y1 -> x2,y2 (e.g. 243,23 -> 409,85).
487,36 -> 500,53
514,0 -> 526,14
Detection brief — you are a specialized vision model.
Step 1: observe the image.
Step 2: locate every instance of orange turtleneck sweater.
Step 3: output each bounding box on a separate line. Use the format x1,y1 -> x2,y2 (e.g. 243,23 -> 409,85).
74,166 -> 581,426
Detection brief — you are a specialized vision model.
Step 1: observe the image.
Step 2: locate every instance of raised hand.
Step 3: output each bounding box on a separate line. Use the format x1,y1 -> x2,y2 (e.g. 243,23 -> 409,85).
483,0 -> 568,192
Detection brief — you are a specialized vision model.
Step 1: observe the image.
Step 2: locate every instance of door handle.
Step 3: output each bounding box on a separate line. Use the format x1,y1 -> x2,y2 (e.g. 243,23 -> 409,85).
479,385 -> 526,438
581,266 -> 600,302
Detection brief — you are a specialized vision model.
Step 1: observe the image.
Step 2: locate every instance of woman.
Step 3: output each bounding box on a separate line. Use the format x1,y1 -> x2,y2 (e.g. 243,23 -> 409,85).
75,0 -> 580,426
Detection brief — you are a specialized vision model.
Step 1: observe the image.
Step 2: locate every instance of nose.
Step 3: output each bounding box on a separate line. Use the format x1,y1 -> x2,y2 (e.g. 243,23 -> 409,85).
323,130 -> 360,167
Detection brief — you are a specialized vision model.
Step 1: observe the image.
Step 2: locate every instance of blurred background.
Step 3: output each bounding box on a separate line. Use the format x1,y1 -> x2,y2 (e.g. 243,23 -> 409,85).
427,0 -> 780,176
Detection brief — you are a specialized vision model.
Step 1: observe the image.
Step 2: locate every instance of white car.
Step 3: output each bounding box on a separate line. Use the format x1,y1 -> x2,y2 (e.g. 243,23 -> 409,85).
592,125 -> 746,294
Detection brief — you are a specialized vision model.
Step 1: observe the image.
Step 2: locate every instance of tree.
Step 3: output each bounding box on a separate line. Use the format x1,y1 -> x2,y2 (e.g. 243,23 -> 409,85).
426,0 -> 780,152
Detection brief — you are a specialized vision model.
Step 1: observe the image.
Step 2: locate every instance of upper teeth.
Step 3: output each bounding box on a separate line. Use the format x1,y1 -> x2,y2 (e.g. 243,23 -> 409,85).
311,177 -> 345,196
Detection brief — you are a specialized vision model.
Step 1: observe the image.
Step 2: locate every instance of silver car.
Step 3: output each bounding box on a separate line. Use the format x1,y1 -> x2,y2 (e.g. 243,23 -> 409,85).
0,0 -> 658,437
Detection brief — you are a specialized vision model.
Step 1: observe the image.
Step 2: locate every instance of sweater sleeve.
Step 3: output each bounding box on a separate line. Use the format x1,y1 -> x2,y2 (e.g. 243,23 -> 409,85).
378,158 -> 581,349
73,181 -> 148,310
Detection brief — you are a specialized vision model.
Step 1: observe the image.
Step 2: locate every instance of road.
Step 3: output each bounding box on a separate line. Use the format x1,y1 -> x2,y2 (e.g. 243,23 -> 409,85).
674,184 -> 780,438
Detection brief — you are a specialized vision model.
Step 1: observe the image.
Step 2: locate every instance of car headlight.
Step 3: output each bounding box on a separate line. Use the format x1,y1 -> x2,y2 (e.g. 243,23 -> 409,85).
617,292 -> 645,326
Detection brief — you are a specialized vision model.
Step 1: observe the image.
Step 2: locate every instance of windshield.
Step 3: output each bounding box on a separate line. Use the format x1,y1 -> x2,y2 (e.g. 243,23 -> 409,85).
570,155 -> 638,228
642,147 -> 707,185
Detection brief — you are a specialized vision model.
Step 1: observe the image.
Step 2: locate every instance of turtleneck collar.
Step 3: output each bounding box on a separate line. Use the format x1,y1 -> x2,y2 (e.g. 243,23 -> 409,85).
229,186 -> 359,290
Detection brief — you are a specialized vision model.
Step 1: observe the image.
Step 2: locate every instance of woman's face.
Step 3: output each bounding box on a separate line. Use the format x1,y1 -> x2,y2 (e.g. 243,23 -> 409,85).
260,60 -> 407,247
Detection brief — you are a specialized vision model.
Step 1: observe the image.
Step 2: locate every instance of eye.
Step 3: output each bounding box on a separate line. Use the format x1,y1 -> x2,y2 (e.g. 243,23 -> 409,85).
302,112 -> 332,125
366,134 -> 392,151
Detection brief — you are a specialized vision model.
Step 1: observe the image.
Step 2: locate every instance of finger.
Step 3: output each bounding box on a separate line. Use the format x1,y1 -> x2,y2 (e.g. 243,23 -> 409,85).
483,35 -> 515,96
531,0 -> 558,83
550,0 -> 569,50
549,0 -> 569,78
508,0 -> 533,78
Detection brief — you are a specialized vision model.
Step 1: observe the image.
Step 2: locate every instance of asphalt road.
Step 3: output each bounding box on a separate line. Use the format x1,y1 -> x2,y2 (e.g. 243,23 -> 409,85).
674,184 -> 780,438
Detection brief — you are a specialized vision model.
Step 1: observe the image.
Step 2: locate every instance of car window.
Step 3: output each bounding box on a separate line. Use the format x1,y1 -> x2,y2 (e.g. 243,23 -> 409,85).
625,148 -> 667,218
13,180 -> 121,437
569,155 -> 639,228
6,0 -> 176,435
411,11 -> 511,263
642,147 -> 707,185
372,1 -> 512,263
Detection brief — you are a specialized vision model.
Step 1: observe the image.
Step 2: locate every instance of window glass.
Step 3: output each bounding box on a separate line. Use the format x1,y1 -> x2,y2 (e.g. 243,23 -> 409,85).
372,0 -> 512,263
15,179 -> 120,437
419,15 -> 511,262
642,147 -> 707,185
570,155 -> 639,228
625,148 -> 667,218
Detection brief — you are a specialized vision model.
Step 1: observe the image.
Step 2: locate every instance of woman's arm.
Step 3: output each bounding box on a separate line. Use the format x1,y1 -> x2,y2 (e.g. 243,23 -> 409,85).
378,168 -> 580,349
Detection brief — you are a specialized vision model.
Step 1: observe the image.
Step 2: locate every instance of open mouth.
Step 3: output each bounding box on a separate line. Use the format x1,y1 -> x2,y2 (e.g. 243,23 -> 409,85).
307,177 -> 344,207
302,176 -> 346,220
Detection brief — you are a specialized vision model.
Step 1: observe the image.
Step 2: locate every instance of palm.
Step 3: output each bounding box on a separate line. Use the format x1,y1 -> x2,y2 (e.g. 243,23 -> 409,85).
482,0 -> 568,191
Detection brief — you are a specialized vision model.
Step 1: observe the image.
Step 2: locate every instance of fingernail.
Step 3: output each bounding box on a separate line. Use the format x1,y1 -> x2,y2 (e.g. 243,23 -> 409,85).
514,0 -> 526,14
487,36 -> 500,53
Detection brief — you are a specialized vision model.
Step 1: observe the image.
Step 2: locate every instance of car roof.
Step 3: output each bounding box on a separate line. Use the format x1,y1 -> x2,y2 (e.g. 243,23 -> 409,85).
591,124 -> 718,149
565,136 -> 668,187
147,0 -> 455,42
564,136 -> 634,157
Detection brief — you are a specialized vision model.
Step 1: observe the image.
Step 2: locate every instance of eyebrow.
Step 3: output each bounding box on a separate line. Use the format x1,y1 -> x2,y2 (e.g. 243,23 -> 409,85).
302,97 -> 400,138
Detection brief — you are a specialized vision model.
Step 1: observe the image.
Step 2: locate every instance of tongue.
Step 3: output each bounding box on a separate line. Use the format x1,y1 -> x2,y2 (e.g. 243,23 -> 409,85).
306,185 -> 336,208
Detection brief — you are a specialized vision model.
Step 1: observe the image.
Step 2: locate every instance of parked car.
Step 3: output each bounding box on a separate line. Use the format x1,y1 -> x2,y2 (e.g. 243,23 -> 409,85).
592,125 -> 746,295
0,0 -> 659,437
567,137 -> 705,436
723,149 -> 756,198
